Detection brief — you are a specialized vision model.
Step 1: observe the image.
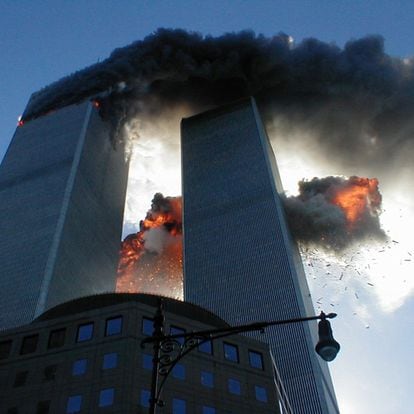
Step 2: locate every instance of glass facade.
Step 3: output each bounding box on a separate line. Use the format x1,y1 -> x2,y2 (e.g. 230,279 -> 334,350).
228,378 -> 241,395
172,398 -> 186,414
201,370 -> 214,388
66,395 -> 82,413
102,352 -> 118,369
142,353 -> 152,370
182,99 -> 339,414
0,101 -> 128,330
142,317 -> 153,336
48,328 -> 66,349
140,390 -> 150,408
76,323 -> 93,342
99,388 -> 114,407
20,334 -> 38,354
248,350 -> 264,370
172,363 -> 186,380
105,316 -> 122,336
223,342 -> 239,362
255,385 -> 268,402
170,325 -> 185,344
72,359 -> 87,376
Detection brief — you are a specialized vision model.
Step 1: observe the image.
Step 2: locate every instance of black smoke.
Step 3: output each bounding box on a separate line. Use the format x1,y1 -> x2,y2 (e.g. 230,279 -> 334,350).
22,29 -> 414,172
282,176 -> 386,250
21,29 -> 414,247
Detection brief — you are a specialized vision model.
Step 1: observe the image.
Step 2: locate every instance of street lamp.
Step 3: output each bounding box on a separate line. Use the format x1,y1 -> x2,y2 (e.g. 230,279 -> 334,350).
141,299 -> 340,413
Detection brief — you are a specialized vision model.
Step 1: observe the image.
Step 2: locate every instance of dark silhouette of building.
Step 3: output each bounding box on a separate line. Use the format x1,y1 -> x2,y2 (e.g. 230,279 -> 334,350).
0,293 -> 279,414
0,101 -> 128,330
181,98 -> 339,414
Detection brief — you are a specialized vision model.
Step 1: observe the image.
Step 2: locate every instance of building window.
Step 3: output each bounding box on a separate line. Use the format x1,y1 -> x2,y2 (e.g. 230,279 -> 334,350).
140,389 -> 150,408
72,358 -> 87,376
228,378 -> 241,395
105,316 -> 122,336
143,353 -> 152,370
172,398 -> 186,414
36,400 -> 50,414
223,342 -> 239,362
202,407 -> 216,414
102,352 -> 118,369
13,371 -> 28,387
198,340 -> 213,354
255,385 -> 268,402
200,370 -> 214,388
142,317 -> 153,336
43,364 -> 57,382
20,334 -> 39,355
66,395 -> 82,413
172,363 -> 185,380
76,322 -> 93,342
170,326 -> 186,344
0,340 -> 13,360
99,388 -> 115,407
48,328 -> 66,349
248,350 -> 264,369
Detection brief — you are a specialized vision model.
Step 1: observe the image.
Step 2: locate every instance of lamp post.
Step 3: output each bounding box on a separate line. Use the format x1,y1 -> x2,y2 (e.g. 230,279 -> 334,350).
141,299 -> 340,414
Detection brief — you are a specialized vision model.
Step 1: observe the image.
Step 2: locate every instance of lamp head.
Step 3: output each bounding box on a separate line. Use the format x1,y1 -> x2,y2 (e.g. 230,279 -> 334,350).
315,315 -> 340,362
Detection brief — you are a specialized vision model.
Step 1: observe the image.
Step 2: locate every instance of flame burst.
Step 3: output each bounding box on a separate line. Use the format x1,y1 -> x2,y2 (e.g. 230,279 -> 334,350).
116,193 -> 183,299
332,177 -> 381,227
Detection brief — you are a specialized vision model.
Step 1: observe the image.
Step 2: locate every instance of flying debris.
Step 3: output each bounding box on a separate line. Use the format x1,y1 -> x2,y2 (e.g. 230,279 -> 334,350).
116,193 -> 183,298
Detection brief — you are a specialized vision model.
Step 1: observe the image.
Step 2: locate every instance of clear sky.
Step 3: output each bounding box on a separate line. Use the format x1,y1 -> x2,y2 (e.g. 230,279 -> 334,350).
1,2 -> 413,413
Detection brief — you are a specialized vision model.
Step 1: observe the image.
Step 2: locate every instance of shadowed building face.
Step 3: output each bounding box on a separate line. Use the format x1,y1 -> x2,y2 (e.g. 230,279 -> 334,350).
181,98 -> 339,414
0,101 -> 128,330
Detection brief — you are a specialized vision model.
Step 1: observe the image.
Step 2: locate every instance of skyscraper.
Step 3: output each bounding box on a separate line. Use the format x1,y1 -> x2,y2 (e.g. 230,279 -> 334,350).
0,99 -> 128,330
181,98 -> 339,413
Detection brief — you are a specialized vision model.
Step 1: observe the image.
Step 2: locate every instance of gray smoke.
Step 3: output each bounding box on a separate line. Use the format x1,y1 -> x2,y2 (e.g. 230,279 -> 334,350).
21,29 -> 413,248
22,29 -> 414,174
282,176 -> 386,250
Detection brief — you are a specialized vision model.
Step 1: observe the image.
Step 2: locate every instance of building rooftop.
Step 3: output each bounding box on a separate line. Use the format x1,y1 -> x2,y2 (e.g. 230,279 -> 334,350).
35,292 -> 230,329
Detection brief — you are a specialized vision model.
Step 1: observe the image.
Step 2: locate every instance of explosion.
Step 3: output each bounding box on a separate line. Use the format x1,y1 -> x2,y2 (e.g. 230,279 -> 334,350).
332,177 -> 381,227
116,193 -> 183,298
282,176 -> 385,250
117,176 -> 384,295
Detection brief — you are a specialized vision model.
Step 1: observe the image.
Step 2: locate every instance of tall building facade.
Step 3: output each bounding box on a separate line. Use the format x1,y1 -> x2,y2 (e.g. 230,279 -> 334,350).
0,293 -> 279,414
181,98 -> 339,413
0,100 -> 128,330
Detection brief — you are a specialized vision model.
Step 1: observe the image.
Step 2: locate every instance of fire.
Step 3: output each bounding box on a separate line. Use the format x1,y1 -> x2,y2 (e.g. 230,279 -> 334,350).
332,177 -> 381,226
116,194 -> 183,299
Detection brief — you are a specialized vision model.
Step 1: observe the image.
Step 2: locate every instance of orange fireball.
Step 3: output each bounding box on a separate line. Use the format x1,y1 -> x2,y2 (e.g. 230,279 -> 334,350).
332,177 -> 381,227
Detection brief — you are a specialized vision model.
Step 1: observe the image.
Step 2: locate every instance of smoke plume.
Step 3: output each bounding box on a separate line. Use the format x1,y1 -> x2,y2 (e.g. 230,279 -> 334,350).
21,29 -> 414,177
282,176 -> 385,249
21,28 -> 413,253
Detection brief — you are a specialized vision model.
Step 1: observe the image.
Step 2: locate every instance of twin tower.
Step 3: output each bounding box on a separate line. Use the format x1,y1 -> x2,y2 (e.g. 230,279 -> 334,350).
0,96 -> 338,413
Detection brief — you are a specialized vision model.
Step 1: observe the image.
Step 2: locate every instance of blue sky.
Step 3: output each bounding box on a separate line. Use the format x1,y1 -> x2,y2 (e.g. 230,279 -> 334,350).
1,2 -> 413,413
